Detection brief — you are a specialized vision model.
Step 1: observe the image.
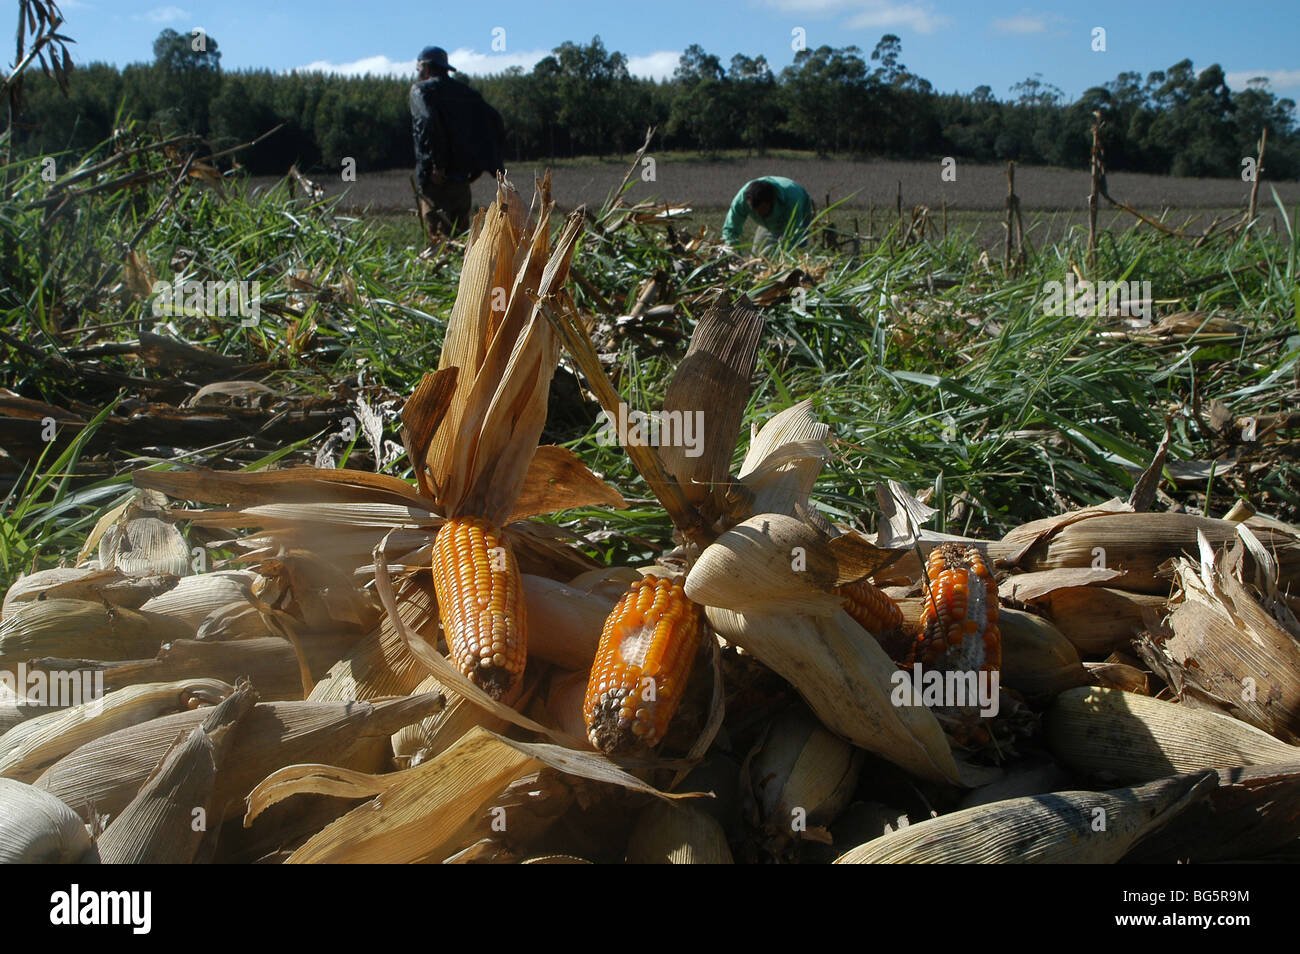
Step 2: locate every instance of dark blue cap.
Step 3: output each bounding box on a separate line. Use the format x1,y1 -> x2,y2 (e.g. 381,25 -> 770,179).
417,46 -> 456,71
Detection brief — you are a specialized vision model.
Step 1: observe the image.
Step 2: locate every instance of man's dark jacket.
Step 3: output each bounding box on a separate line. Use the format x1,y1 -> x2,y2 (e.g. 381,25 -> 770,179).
409,75 -> 506,184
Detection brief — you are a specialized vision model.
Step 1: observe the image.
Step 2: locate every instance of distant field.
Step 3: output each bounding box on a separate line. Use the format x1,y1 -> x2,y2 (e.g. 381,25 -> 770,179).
250,154 -> 1300,248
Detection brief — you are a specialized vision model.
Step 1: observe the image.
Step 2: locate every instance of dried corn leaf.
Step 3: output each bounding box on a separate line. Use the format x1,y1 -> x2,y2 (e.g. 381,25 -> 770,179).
461,213 -> 584,526
506,445 -> 627,522
401,368 -> 459,499
1003,567 -> 1122,603
135,466 -> 431,510
282,726 -> 682,864
308,574 -> 436,703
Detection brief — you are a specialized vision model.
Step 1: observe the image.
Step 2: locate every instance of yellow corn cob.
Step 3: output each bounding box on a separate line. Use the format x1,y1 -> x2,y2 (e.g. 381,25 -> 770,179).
431,516 -> 527,699
912,543 -> 1000,673
836,577 -> 914,664
584,576 -> 702,754
835,578 -> 904,634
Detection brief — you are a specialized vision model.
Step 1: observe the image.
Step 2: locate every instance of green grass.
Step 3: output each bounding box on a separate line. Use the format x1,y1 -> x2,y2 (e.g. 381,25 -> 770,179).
3,126 -> 1299,590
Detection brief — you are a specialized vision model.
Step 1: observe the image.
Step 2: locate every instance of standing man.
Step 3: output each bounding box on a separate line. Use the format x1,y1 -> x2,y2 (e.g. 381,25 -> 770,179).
409,46 -> 506,237
721,176 -> 813,252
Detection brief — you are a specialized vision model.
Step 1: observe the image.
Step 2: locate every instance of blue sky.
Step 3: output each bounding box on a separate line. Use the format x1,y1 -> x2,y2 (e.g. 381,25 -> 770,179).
50,0 -> 1300,102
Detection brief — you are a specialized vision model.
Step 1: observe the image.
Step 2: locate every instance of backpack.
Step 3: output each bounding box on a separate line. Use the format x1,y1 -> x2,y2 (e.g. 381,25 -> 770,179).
429,79 -> 505,179
461,96 -> 506,178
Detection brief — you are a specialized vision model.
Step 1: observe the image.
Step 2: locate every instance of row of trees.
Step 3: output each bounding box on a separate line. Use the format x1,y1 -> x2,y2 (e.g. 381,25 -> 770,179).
14,30 -> 1299,179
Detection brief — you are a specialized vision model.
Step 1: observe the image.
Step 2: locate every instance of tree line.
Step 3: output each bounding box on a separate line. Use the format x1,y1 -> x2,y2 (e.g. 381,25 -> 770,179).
13,30 -> 1299,180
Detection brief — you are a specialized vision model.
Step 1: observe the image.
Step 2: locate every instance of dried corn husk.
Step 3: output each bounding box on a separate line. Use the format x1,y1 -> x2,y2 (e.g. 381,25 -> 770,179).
4,568 -> 104,618
736,400 -> 830,520
429,181 -> 585,526
392,672 -> 511,766
1151,535 -> 1300,743
96,493 -> 192,578
521,854 -> 591,864
657,294 -> 763,510
1047,687 -> 1299,784
743,704 -> 862,855
1122,762 -> 1300,863
834,770 -> 1215,863
1085,661 -> 1150,694
626,801 -> 734,864
139,570 -> 273,639
704,605 -> 990,787
957,757 -> 1073,810
0,700 -> 52,737
437,767 -> 577,863
37,693 -> 444,823
87,634 -> 358,701
521,573 -> 613,670
1030,585 -> 1167,655
308,575 -> 437,702
1001,567 -> 1122,602
3,568 -> 177,619
685,513 -> 842,616
998,608 -> 1090,701
97,682 -> 258,863
0,677 -> 232,782
1002,511 -> 1300,594
0,778 -> 98,864
0,599 -> 191,668
536,669 -> 592,748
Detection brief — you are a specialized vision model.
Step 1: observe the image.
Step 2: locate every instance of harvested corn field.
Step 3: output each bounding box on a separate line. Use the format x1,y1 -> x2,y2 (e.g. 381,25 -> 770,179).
4,113 -> 1300,874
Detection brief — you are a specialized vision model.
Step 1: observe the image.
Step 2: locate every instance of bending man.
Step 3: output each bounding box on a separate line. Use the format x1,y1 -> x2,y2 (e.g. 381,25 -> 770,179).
721,176 -> 813,252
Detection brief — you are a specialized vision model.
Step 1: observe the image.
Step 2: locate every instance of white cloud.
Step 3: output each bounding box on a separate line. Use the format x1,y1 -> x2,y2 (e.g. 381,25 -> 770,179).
764,0 -> 949,34
293,49 -> 546,78
136,5 -> 189,23
1225,68 -> 1300,94
626,51 -> 682,80
765,0 -> 856,10
295,55 -> 415,78
440,47 -> 554,75
846,3 -> 948,34
993,14 -> 1046,34
295,47 -> 683,80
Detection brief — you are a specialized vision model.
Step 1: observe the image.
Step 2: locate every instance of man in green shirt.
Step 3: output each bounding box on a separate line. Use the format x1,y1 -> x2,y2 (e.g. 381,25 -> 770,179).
721,176 -> 813,251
